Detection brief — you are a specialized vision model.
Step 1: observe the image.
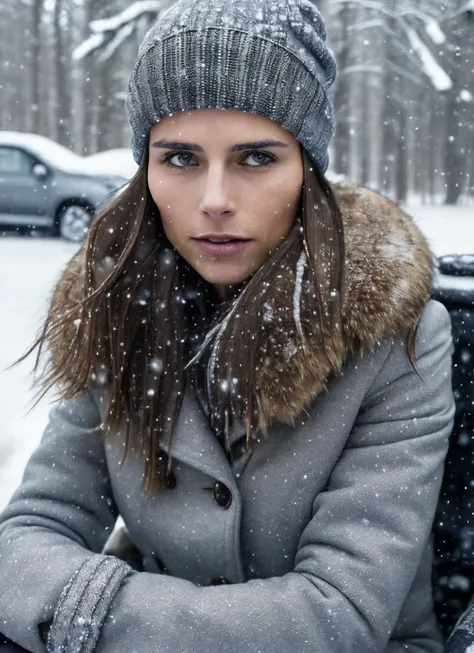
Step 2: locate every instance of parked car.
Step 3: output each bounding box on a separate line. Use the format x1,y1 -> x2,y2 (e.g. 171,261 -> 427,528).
0,132 -> 127,242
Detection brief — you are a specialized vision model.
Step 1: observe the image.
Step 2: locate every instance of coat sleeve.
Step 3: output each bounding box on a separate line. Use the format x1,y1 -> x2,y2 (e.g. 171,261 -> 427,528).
0,301 -> 455,653
0,391 -> 123,653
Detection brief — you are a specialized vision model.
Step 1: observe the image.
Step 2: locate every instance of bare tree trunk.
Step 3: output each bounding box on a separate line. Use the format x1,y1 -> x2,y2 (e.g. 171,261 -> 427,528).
444,83 -> 464,205
31,0 -> 43,134
428,92 -> 438,200
443,15 -> 472,205
54,0 -> 72,147
381,15 -> 398,199
395,88 -> 408,205
97,58 -> 121,151
82,0 -> 103,153
414,87 -> 428,203
0,3 -> 16,130
360,69 -> 370,186
69,0 -> 87,153
391,18 -> 408,204
333,4 -> 351,178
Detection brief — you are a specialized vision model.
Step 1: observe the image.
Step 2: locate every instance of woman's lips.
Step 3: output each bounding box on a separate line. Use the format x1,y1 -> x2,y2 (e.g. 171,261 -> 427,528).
193,239 -> 251,256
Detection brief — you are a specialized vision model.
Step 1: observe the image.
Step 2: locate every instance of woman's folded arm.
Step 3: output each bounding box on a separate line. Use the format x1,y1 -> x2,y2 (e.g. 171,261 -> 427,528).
0,391 -> 119,652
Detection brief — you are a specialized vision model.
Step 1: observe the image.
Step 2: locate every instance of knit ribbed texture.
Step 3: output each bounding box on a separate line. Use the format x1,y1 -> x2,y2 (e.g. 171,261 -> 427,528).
126,0 -> 337,173
46,556 -> 134,653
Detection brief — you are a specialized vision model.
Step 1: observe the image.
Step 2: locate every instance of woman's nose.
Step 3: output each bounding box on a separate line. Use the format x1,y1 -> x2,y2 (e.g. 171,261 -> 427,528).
199,170 -> 236,219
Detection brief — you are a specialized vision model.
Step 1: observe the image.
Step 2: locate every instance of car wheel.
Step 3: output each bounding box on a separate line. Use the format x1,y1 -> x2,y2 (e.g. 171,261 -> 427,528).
58,204 -> 93,243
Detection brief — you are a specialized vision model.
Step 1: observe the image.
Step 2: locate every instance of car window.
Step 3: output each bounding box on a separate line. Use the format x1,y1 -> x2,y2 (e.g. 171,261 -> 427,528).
0,147 -> 33,175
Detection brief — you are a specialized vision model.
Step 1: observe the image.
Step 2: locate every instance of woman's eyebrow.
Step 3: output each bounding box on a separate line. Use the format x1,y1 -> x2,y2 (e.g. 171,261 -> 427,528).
151,140 -> 203,152
151,139 -> 290,152
232,140 -> 289,151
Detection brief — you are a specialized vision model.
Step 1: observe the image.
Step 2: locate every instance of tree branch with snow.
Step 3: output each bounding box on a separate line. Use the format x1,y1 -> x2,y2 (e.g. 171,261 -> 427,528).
72,1 -> 167,63
401,20 -> 453,90
330,0 -> 454,93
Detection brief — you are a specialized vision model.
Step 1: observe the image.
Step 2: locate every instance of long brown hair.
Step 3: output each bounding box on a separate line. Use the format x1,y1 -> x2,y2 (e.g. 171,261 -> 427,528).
22,145 -> 418,494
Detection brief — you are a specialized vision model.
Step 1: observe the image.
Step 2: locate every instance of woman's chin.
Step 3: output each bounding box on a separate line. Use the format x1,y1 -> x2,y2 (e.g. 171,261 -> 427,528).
196,265 -> 255,289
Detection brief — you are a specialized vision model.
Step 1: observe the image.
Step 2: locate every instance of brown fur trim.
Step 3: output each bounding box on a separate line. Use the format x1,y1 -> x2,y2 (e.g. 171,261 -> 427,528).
48,183 -> 433,423
257,182 -> 433,423
50,248 -> 86,315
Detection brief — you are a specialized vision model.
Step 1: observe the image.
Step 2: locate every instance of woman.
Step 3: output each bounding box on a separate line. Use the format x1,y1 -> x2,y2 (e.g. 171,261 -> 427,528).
0,0 -> 455,651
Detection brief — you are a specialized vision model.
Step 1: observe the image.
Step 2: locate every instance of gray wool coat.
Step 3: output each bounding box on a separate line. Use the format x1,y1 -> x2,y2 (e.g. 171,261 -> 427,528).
0,183 -> 456,653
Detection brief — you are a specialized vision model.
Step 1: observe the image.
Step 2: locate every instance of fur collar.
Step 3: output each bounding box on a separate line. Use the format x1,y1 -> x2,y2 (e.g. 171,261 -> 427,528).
49,182 -> 433,424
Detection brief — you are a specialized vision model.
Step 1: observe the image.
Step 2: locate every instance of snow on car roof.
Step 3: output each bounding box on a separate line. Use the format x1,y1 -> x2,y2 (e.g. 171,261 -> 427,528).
85,148 -> 138,179
0,131 -> 93,174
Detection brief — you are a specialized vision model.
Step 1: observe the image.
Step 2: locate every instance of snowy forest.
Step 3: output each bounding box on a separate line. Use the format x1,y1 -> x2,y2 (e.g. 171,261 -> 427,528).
1,0 -> 473,205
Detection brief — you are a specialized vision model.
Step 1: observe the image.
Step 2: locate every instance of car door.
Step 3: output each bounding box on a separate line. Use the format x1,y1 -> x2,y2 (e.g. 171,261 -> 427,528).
0,146 -> 51,227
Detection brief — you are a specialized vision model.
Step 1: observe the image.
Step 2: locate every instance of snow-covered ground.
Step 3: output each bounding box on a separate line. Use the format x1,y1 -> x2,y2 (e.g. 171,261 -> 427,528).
0,203 -> 473,511
0,238 -> 78,509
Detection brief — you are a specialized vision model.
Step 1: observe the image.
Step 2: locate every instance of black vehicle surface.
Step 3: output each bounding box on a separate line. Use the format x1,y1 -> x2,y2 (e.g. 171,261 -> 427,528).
432,254 -> 474,638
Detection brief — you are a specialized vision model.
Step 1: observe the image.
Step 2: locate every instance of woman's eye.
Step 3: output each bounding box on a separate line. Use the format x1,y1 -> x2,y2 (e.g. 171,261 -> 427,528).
162,152 -> 196,169
161,150 -> 275,170
243,151 -> 275,168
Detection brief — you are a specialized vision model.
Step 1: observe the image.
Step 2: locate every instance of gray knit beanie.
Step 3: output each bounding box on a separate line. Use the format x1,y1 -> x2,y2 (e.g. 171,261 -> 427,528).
126,0 -> 337,173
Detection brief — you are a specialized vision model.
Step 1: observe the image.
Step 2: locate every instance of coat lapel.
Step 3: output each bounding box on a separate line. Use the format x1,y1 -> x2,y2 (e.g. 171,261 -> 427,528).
159,388 -> 238,487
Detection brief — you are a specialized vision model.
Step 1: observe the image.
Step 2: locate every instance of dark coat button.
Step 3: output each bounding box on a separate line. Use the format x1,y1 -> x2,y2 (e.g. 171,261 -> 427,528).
211,576 -> 232,585
213,481 -> 232,509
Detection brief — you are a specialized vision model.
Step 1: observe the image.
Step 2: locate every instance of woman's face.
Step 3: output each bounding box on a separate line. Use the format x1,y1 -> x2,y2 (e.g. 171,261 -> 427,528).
147,109 -> 303,298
